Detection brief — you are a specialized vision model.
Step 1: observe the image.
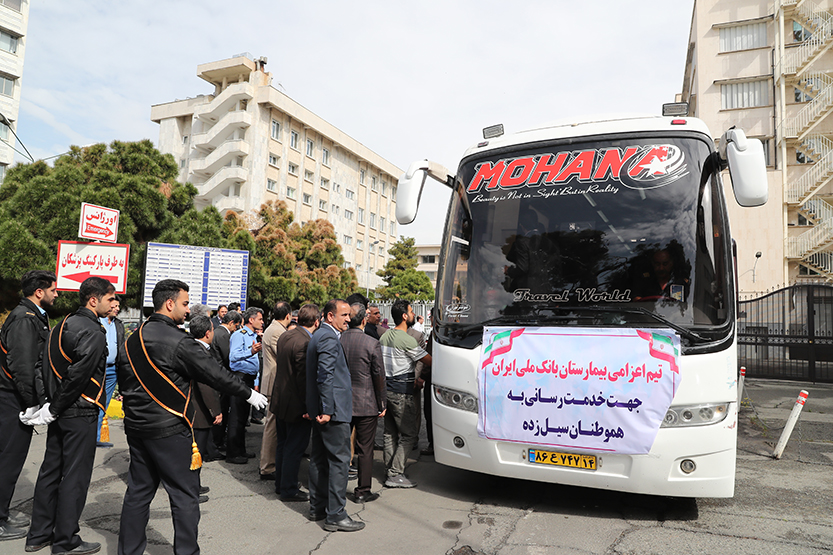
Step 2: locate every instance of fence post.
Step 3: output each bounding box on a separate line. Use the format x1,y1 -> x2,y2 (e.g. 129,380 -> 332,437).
737,366 -> 746,407
772,390 -> 809,459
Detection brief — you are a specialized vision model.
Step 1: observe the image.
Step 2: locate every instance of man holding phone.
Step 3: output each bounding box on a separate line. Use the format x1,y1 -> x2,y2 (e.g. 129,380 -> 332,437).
227,307 -> 264,464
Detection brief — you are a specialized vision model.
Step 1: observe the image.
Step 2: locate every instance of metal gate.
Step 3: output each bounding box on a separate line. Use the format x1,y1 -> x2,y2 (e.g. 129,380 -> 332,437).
738,284 -> 833,383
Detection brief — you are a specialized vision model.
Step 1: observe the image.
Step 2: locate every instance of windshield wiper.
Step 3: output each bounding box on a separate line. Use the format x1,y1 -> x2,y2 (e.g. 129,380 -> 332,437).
566,306 -> 706,343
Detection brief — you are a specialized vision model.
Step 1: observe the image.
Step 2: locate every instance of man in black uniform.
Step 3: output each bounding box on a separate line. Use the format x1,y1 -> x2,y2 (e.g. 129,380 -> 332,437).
24,276 -> 115,555
0,270 -> 57,542
117,279 -> 267,555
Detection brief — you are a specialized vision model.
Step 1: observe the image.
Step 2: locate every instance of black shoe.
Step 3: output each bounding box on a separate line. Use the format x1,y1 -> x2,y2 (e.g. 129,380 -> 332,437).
24,540 -> 52,552
323,515 -> 365,532
260,472 -> 276,481
307,509 -> 326,522
199,495 -> 209,504
7,513 -> 30,527
281,491 -> 310,502
53,541 -> 101,554
354,491 -> 380,503
245,452 -> 256,458
204,453 -> 225,462
199,486 -> 210,494
0,523 -> 26,540
226,456 -> 248,464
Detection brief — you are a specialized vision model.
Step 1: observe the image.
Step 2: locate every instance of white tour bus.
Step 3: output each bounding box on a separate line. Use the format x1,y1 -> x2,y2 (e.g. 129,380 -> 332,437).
397,116 -> 767,498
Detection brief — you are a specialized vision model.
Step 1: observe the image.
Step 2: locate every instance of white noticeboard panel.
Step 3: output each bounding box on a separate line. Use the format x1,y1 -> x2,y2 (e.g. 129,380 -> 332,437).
78,202 -> 120,243
56,240 -> 130,294
143,242 -> 249,309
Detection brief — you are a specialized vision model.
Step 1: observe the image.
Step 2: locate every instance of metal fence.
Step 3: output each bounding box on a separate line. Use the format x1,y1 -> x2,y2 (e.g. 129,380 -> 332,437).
373,301 -> 434,331
738,283 -> 833,383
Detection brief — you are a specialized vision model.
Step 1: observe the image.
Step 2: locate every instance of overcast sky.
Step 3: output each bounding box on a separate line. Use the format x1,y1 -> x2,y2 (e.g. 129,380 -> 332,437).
18,1 -> 694,244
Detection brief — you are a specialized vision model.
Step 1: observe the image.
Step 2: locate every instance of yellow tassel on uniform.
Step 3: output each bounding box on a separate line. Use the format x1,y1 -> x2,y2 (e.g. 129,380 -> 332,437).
190,441 -> 202,470
100,415 -> 110,442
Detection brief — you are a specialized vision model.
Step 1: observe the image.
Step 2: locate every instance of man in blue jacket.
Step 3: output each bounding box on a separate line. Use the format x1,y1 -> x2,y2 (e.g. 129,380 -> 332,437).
306,299 -> 364,532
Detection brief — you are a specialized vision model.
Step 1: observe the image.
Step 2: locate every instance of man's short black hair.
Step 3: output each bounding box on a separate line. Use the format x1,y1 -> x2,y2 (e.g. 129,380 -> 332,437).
152,279 -> 189,311
345,293 -> 369,309
227,302 -> 241,311
272,301 -> 291,321
322,299 -> 346,322
80,277 -> 115,306
242,307 -> 263,326
348,303 -> 366,329
391,299 -> 411,326
297,303 -> 320,328
217,304 -> 227,312
222,310 -> 243,325
21,270 -> 56,297
189,315 -> 213,340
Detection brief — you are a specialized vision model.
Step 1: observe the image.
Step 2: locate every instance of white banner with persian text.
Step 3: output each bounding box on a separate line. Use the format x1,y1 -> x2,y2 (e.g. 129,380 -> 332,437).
477,327 -> 681,455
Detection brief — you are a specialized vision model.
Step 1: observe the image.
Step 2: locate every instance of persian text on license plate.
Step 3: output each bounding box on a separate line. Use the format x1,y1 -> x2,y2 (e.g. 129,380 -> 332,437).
527,449 -> 596,470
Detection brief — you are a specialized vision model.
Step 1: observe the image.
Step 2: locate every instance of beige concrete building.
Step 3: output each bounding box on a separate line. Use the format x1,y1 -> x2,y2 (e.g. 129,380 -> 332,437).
150,54 -> 401,292
680,0 -> 833,295
0,0 -> 28,181
415,244 -> 441,288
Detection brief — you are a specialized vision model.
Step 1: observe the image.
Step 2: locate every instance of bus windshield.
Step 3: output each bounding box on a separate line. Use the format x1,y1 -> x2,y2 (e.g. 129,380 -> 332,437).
435,134 -> 731,347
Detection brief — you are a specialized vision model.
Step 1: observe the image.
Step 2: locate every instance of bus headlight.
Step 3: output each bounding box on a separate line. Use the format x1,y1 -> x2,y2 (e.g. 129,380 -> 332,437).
660,403 -> 729,427
434,385 -> 478,413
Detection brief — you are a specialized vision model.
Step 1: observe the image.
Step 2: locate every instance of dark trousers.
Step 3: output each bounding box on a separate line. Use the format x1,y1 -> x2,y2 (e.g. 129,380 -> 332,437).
227,373 -> 255,458
0,389 -> 33,523
119,431 -> 200,555
27,413 -> 97,553
275,418 -> 311,497
194,427 -> 219,462
211,393 -> 230,451
351,415 -> 377,496
308,420 -> 350,521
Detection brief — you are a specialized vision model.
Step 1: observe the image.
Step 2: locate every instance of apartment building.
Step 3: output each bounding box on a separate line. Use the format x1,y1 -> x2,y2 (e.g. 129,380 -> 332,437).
0,0 -> 28,182
680,0 -> 833,294
151,54 -> 401,292
415,244 -> 441,288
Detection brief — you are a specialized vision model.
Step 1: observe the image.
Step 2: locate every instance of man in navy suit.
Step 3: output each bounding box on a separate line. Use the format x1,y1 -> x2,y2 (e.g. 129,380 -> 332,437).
306,299 -> 365,532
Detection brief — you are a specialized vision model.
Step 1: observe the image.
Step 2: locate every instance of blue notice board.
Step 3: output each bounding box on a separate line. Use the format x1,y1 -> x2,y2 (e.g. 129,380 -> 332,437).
143,242 -> 249,309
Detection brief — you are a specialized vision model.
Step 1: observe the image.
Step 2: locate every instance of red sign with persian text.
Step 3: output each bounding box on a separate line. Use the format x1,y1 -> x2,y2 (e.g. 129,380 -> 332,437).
78,202 -> 120,243
56,240 -> 130,294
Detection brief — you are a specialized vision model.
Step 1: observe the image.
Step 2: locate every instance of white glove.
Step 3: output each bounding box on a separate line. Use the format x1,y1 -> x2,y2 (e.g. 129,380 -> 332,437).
27,403 -> 57,426
246,390 -> 268,410
18,406 -> 39,425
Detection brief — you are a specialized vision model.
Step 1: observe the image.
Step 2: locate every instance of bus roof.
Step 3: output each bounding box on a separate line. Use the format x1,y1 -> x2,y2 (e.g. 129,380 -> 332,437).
463,115 -> 713,158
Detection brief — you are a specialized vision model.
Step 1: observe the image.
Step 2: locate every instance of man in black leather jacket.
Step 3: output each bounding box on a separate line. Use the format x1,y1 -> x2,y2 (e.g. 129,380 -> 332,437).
24,276 -> 115,555
0,270 -> 57,542
117,279 -> 267,555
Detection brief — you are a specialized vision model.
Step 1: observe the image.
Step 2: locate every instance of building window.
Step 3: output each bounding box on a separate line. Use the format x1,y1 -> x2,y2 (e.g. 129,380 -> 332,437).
720,80 -> 769,109
332,205 -> 339,216
761,138 -> 772,166
344,261 -> 351,269
0,121 -> 8,141
794,21 -> 812,42
369,243 -> 375,254
322,148 -> 330,166
382,181 -> 388,196
357,264 -> 362,272
306,138 -> 315,158
271,120 -> 281,141
798,213 -> 810,226
0,0 -> 22,12
370,213 -> 377,229
180,158 -> 186,169
290,130 -> 299,149
795,87 -> 812,103
182,135 -> 188,144
346,188 -> 355,200
422,255 -> 436,264
358,208 -> 365,224
371,176 -> 378,192
305,170 -> 314,182
718,22 -> 767,53
390,221 -> 396,236
320,178 -> 329,189
319,199 -> 327,211
289,163 -> 299,176
269,153 -> 280,167
267,179 -> 277,192
360,169 -> 366,184
0,74 -> 14,97
797,138 -> 820,164
380,216 -> 386,232
334,182 -> 341,193
287,187 -> 297,199
357,239 -> 364,250
303,193 -> 312,205
344,235 -> 353,246
345,210 -> 354,221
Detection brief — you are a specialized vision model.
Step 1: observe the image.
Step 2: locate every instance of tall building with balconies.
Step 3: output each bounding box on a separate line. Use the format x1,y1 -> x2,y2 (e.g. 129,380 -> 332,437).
151,54 -> 402,292
680,0 -> 833,294
0,0 -> 28,182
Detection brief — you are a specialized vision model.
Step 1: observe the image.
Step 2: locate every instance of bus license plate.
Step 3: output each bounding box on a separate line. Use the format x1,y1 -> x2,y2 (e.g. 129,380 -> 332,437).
528,449 -> 596,470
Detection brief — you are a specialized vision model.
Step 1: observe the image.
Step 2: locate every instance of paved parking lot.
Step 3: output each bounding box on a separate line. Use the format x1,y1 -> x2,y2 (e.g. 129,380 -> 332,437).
3,378 -> 832,555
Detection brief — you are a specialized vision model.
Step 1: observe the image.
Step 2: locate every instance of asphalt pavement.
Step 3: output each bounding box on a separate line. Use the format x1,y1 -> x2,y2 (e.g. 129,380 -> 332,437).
2,377 -> 832,555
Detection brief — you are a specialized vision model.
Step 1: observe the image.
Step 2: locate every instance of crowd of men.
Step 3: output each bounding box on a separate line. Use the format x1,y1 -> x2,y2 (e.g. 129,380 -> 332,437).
0,270 -> 432,554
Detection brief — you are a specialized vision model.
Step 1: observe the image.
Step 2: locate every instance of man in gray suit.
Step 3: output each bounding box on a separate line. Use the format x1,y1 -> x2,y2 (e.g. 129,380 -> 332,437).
306,299 -> 364,532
